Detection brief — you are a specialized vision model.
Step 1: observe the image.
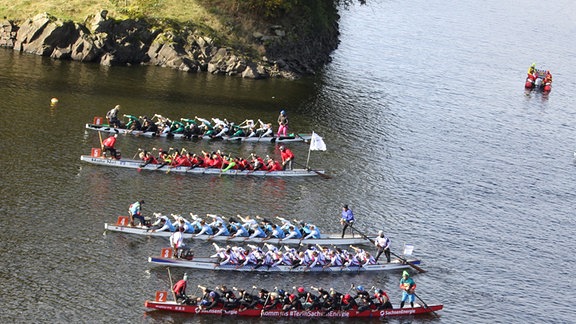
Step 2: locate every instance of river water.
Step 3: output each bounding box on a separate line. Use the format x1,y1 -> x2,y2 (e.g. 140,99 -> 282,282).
1,0 -> 575,323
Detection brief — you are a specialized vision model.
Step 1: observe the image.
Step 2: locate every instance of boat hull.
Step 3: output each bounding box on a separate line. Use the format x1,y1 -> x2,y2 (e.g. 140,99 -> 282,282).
148,256 -> 421,272
81,155 -> 323,177
144,300 -> 443,317
86,124 -> 311,143
104,223 -> 373,245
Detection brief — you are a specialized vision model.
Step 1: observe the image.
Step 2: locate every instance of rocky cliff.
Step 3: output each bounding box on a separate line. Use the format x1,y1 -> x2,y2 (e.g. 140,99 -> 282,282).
0,8 -> 340,80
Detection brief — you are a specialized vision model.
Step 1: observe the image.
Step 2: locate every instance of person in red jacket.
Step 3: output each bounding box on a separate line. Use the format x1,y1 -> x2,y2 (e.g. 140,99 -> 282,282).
209,153 -> 223,169
102,134 -> 118,159
279,145 -> 295,170
173,273 -> 191,304
251,154 -> 268,171
237,157 -> 252,170
171,150 -> 191,167
189,153 -> 205,168
267,158 -> 283,171
138,150 -> 158,168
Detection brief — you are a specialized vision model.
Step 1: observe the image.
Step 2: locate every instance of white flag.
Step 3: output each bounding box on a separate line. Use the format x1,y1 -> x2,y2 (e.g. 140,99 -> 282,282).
309,131 -> 327,151
403,244 -> 414,256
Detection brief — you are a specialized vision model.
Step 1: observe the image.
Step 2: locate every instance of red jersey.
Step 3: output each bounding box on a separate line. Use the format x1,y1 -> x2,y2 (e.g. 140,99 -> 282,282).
172,279 -> 187,294
173,155 -> 191,167
102,136 -> 116,148
281,148 -> 294,162
255,157 -> 268,171
209,155 -> 223,168
190,156 -> 204,167
143,154 -> 158,164
267,160 -> 283,171
238,158 -> 252,170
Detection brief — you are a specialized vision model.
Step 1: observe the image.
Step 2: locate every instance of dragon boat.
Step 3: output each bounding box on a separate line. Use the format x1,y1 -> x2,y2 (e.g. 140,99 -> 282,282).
147,250 -> 422,273
144,299 -> 442,318
86,122 -> 311,143
80,153 -> 325,177
104,217 -> 373,246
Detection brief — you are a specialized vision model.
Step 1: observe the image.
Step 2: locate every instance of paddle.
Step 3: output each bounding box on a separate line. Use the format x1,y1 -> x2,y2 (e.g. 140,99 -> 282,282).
347,224 -> 426,273
413,292 -> 439,317
167,268 -> 177,302
260,287 -> 276,317
137,148 -> 157,171
132,148 -> 142,159
292,161 -> 331,179
98,131 -> 104,152
295,133 -> 309,143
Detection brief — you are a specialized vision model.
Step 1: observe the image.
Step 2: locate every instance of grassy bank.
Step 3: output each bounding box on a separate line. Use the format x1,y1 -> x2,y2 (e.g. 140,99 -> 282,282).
1,0 -> 344,76
0,0 -> 224,31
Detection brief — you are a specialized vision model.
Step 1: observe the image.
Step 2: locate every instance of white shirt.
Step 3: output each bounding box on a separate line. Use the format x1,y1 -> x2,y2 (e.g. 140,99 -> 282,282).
375,236 -> 390,249
171,231 -> 184,249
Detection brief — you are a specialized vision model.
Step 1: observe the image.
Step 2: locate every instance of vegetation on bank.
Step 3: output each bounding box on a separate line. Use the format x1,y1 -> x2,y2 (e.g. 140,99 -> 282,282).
0,0 -> 357,37
1,1 -> 363,75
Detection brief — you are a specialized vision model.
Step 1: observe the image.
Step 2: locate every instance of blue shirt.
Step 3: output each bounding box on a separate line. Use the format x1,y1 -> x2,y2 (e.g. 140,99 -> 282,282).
129,202 -> 141,215
341,209 -> 354,222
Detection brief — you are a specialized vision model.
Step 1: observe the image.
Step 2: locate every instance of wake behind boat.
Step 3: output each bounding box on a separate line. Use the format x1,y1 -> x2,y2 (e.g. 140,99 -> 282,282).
81,154 -> 324,177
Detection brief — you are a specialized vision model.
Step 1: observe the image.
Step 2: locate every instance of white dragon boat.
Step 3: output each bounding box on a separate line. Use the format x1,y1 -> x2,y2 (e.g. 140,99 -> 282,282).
81,154 -> 325,177
148,253 -> 422,273
104,217 -> 373,246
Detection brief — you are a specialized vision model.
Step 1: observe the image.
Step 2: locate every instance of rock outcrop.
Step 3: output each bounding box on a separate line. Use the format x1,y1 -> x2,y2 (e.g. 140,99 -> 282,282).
0,10 -> 339,80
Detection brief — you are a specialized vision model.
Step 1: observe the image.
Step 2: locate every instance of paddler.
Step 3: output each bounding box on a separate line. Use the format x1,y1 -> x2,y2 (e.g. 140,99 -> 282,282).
102,134 -> 119,159
399,270 -> 416,308
106,104 -> 121,128
279,145 -> 294,170
282,293 -> 303,311
128,200 -> 145,227
173,273 -> 191,304
543,70 -> 553,85
374,230 -> 391,263
372,288 -> 393,310
354,285 -> 374,313
340,204 -> 355,238
170,226 -> 185,257
527,63 -> 537,79
277,109 -> 289,137
150,214 -> 176,233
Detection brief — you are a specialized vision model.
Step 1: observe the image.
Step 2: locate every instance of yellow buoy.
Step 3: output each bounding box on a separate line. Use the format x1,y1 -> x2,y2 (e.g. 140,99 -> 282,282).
50,98 -> 59,106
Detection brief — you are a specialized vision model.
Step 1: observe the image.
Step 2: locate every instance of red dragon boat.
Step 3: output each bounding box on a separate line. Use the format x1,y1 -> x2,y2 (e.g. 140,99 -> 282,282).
144,299 -> 443,318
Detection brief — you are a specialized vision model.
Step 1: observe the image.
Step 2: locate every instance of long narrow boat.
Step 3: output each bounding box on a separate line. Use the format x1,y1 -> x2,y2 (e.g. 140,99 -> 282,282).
81,155 -> 324,177
147,255 -> 422,272
104,221 -> 373,246
144,300 -> 443,318
86,123 -> 312,143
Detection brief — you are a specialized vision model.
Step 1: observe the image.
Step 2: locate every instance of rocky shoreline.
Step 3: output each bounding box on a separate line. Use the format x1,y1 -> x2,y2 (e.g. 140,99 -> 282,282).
0,10 -> 339,80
